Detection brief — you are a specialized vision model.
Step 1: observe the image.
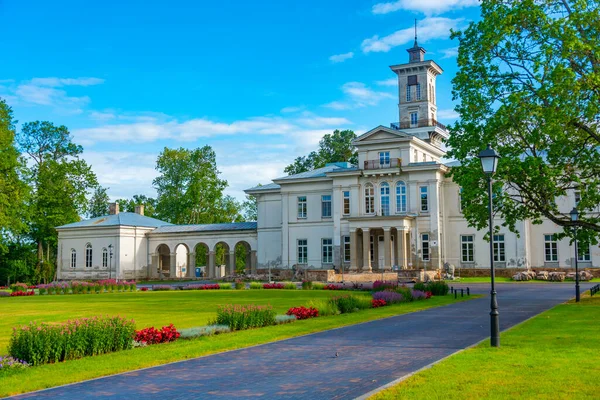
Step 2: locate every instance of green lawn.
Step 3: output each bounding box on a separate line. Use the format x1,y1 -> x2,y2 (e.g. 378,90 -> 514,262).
450,277 -> 593,283
0,290 -> 473,397
372,294 -> 600,400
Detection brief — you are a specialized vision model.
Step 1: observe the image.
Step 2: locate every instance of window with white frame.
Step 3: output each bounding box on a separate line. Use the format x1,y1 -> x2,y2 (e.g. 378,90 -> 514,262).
70,249 -> 76,269
322,238 -> 333,264
297,196 -> 307,218
85,243 -> 92,268
420,186 -> 429,212
321,195 -> 332,218
379,151 -> 390,167
578,244 -> 591,262
406,85 -> 411,101
297,239 -> 308,264
343,236 -> 351,262
574,190 -> 581,205
410,112 -> 418,127
380,182 -> 390,216
544,234 -> 558,262
416,83 -> 421,100
342,191 -> 350,215
461,235 -> 474,262
396,181 -> 407,213
365,183 -> 375,214
493,234 -> 505,262
421,233 -> 430,261
102,248 -> 108,268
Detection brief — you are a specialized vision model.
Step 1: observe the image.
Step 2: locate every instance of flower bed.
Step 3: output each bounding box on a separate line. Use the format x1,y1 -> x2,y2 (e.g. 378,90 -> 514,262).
372,290 -> 404,304
8,316 -> 135,366
263,283 -> 284,289
0,356 -> 29,375
10,283 -> 28,293
323,283 -> 342,290
413,281 -> 449,296
212,304 -> 276,331
371,299 -> 387,308
151,285 -> 172,291
37,280 -> 137,295
184,284 -> 220,290
135,324 -> 180,345
372,280 -> 398,292
10,291 -> 35,297
286,306 -> 318,320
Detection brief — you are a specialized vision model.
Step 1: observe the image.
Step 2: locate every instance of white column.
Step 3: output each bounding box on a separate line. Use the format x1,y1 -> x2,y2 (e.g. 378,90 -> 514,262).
362,228 -> 371,272
281,192 -> 289,268
384,228 -> 392,270
350,229 -> 358,271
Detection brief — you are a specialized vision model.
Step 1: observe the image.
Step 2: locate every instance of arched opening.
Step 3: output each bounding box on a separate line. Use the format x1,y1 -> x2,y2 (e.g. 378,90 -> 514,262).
214,242 -> 231,278
156,244 -> 171,278
234,241 -> 252,274
85,243 -> 93,268
174,243 -> 189,278
194,243 -> 210,278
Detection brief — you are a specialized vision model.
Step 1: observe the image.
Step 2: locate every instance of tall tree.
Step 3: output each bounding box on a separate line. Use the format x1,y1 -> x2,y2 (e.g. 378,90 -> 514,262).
284,129 -> 357,175
17,121 -> 98,280
114,194 -> 157,217
241,192 -> 258,222
154,146 -> 235,224
448,0 -> 600,245
88,186 -> 110,218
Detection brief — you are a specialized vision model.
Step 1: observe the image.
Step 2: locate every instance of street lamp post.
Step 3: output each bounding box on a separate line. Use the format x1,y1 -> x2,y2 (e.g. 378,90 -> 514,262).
108,244 -> 114,281
570,207 -> 580,302
478,144 -> 501,347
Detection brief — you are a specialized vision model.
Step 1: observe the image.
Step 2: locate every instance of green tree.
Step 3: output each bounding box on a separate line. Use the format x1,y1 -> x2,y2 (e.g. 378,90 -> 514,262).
154,146 -> 235,224
113,194 -> 157,217
17,121 -> 98,281
448,0 -> 600,245
88,186 -> 110,218
284,129 -> 357,175
241,193 -> 258,221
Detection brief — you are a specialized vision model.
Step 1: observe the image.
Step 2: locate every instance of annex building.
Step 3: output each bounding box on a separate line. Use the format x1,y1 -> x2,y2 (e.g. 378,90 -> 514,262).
56,39 -> 599,281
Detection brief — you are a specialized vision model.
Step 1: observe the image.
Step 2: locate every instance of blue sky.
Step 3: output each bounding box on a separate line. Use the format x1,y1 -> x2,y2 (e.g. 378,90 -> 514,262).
0,0 -> 481,201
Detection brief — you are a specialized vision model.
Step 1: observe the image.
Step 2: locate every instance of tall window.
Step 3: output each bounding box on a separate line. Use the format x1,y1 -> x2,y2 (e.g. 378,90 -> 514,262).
365,183 -> 375,214
574,190 -> 581,205
493,234 -> 505,262
297,196 -> 307,218
322,238 -> 333,264
370,235 -> 374,262
379,151 -> 390,167
396,181 -> 407,213
102,248 -> 108,268
544,234 -> 558,262
406,85 -> 411,101
420,186 -> 429,212
70,249 -> 76,269
321,195 -> 332,218
343,236 -> 351,262
85,243 -> 92,268
416,83 -> 421,100
342,191 -> 350,215
380,182 -> 390,216
578,244 -> 591,262
297,239 -> 308,264
461,235 -> 474,262
410,112 -> 418,127
421,234 -> 430,261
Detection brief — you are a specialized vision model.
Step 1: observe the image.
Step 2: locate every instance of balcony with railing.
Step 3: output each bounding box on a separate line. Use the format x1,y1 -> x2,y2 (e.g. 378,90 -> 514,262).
364,158 -> 402,170
390,118 -> 447,131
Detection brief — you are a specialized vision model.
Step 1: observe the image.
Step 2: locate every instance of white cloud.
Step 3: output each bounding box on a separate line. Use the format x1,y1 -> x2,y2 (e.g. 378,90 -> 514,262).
29,77 -> 105,87
324,82 -> 394,110
89,111 -> 117,121
281,106 -> 304,113
361,17 -> 463,53
440,46 -> 459,59
372,0 -> 479,16
437,108 -> 459,120
329,52 -> 354,63
375,78 -> 397,86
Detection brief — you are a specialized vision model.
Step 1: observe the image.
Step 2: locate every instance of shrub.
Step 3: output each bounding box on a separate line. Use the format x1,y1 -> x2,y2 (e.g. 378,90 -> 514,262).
249,282 -> 263,289
395,285 -> 413,302
0,356 -> 29,375
179,325 -> 231,339
372,280 -> 398,292
426,281 -> 449,296
8,316 -> 135,366
263,283 -> 284,289
372,290 -> 403,304
10,283 -> 28,293
413,282 -> 427,292
312,282 -> 325,290
283,282 -> 297,290
371,299 -> 387,308
234,280 -> 245,290
329,294 -> 370,314
10,291 -> 35,297
211,304 -> 276,331
152,285 -> 172,291
412,290 -> 428,300
286,306 -> 319,320
306,299 -> 339,316
140,287 -> 149,292
134,324 -> 180,345
324,284 -> 342,290
220,283 -> 232,289
185,284 -> 220,290
275,315 -> 297,325
0,292 -> 10,298
301,280 -> 313,290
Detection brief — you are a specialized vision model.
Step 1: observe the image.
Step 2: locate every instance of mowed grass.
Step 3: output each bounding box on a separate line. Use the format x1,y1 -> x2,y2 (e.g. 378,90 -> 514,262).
372,294 -> 600,400
0,290 -> 473,397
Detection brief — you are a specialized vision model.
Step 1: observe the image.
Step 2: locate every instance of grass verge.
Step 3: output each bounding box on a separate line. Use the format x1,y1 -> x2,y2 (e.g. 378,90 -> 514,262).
371,294 -> 600,400
0,292 -> 474,397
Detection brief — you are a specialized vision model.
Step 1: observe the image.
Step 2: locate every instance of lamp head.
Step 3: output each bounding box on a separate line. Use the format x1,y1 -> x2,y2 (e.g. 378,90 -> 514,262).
477,144 -> 500,175
570,207 -> 578,222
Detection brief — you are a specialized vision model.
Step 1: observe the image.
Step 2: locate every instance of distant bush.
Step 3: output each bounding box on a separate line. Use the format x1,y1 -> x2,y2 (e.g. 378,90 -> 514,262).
286,306 -> 319,320
283,282 -> 297,290
329,294 -> 371,314
275,315 -> 297,325
263,283 -> 284,289
234,280 -> 245,290
394,285 -> 413,302
179,325 -> 231,339
312,282 -> 325,290
323,284 -> 342,290
249,282 -> 263,290
412,290 -> 430,300
306,299 -> 339,316
372,290 -> 403,304
8,316 -> 135,366
413,281 -> 448,296
211,304 -> 276,331
301,280 -> 313,290
219,283 -> 232,290
134,324 -> 180,345
372,280 -> 398,292
152,285 -> 172,291
10,283 -> 28,293
413,282 -> 427,292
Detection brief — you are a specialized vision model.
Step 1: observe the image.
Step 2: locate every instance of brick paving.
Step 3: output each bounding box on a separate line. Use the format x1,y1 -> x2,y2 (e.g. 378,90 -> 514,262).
13,283 -> 590,400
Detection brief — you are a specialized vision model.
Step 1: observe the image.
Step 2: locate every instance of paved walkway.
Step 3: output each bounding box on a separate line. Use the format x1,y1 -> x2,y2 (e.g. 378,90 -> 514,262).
14,283 -> 590,400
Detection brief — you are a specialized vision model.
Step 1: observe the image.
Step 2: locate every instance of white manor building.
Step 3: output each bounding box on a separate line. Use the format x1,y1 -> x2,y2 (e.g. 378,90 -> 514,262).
56,39 -> 598,280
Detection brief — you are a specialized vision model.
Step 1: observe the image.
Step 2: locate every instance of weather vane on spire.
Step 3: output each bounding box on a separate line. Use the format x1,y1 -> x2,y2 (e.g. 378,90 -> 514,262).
414,18 -> 418,46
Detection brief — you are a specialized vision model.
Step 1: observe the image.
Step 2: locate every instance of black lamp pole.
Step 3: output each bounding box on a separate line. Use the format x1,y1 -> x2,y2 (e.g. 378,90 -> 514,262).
108,244 -> 113,280
478,144 -> 500,347
570,208 -> 580,302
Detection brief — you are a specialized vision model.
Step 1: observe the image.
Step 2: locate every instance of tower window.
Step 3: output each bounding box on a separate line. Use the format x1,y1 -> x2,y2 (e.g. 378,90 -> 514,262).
416,83 -> 421,100
410,112 -> 418,127
406,85 -> 411,102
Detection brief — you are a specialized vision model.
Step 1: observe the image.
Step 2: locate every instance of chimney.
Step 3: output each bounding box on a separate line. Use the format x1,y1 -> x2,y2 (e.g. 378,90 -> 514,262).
109,202 -> 120,215
134,204 -> 145,216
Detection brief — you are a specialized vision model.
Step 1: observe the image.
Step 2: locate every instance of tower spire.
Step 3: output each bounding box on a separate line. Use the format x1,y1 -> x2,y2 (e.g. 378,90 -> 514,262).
407,19 -> 425,63
414,19 -> 418,46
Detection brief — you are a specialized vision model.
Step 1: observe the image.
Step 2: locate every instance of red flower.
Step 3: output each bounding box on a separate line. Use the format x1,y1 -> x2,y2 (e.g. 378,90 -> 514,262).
323,284 -> 342,290
263,283 -> 284,289
286,306 -> 319,320
425,291 -> 433,299
134,324 -> 180,344
371,299 -> 387,308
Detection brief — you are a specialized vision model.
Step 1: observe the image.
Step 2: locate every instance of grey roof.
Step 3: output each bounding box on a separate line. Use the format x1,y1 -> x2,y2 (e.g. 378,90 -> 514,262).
274,162 -> 356,182
151,222 -> 257,234
407,161 -> 439,167
443,160 -> 461,167
57,212 -> 172,229
245,183 -> 281,192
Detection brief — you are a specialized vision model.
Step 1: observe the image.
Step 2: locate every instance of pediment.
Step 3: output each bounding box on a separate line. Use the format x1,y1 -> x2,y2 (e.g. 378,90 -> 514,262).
353,125 -> 411,144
